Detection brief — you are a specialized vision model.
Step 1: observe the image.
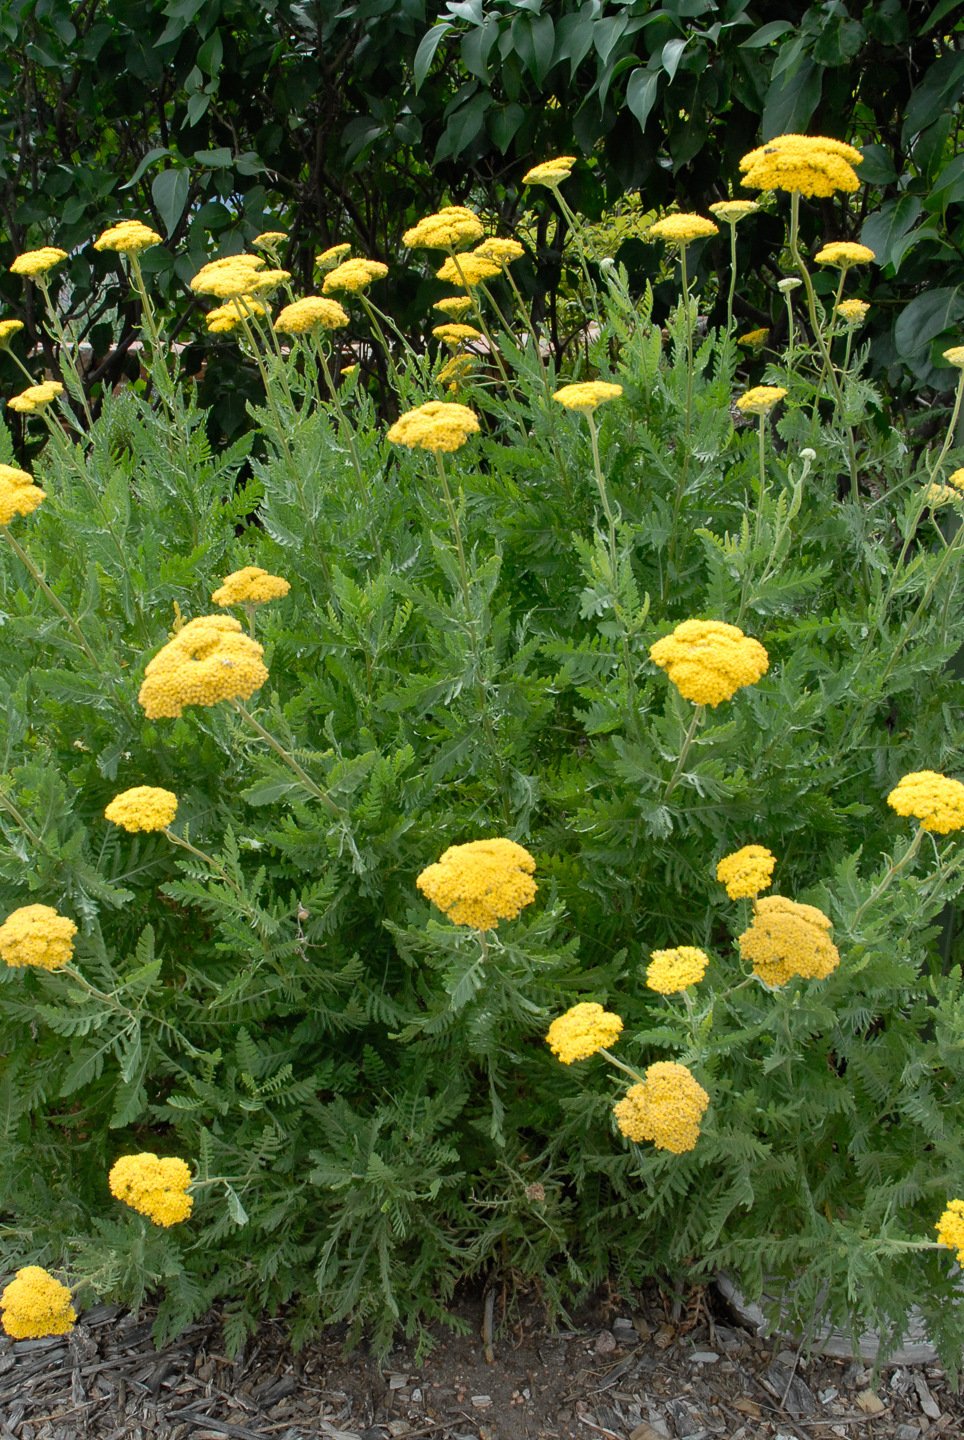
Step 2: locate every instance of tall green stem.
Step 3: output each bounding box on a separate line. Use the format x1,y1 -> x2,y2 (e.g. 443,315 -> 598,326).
230,700 -> 341,815
662,705 -> 705,804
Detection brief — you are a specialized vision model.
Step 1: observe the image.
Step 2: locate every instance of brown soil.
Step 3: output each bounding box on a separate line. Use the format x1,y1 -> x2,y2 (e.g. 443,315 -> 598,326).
1,1284 -> 961,1440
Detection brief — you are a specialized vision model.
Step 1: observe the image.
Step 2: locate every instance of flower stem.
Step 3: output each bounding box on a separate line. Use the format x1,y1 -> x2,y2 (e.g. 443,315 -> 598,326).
230,700 -> 342,815
662,705 -> 705,804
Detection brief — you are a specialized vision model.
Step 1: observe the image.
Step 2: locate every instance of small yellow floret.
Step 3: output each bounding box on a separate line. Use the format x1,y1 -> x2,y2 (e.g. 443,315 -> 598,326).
137,615 -> 268,719
1,1266 -> 76,1339
438,353 -> 477,389
739,134 -> 862,197
738,896 -> 840,986
709,200 -> 760,223
836,299 -> 869,325
546,1002 -> 623,1063
322,259 -> 388,294
943,346 -> 964,368
104,787 -> 178,833
716,845 -> 777,900
275,297 -> 349,333
315,243 -> 352,270
736,385 -> 787,415
0,463 -> 46,525
924,483 -> 962,507
814,241 -> 875,268
948,469 -> 964,492
646,947 -> 709,995
387,400 -> 480,453
434,296 -> 474,318
472,238 -> 525,266
738,328 -> 769,348
613,1062 -> 709,1153
0,320 -> 25,345
435,254 -> 501,287
94,221 -> 162,254
523,156 -> 577,186
432,323 -> 482,346
403,207 -> 484,250
552,382 -> 623,412
10,247 -> 68,277
886,771 -> 964,835
212,565 -> 291,606
936,1200 -> 964,1265
190,255 -> 264,297
649,619 -> 769,707
0,904 -> 77,971
109,1153 -> 194,1226
416,837 -> 537,930
647,214 -> 719,244
253,231 -> 287,247
7,381 -> 64,413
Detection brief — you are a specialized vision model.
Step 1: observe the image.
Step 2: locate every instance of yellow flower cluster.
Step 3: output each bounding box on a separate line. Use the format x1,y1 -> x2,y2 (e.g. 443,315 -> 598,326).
613,1062 -> 710,1153
935,1199 -> 964,1264
205,297 -> 270,334
647,214 -> 719,245
435,254 -> 500,287
137,615 -> 268,719
191,254 -> 262,298
949,469 -> 964,491
738,896 -> 840,986
322,258 -> 388,295
416,837 -> 537,930
473,237 -> 525,267
432,323 -> 482,346
736,385 -> 787,415
836,299 -> 869,326
434,296 -> 473,318
944,346 -> 964,368
275,297 -> 348,333
738,328 -> 769,348
552,381 -> 623,412
0,904 -> 77,970
94,221 -> 162,254
649,619 -> 769,706
212,565 -> 291,606
523,156 -> 577,186
709,200 -> 760,223
546,1002 -> 624,1063
253,230 -> 287,247
7,380 -> 64,413
740,134 -> 863,197
716,844 -> 777,899
814,241 -> 875,268
104,786 -> 178,833
0,319 -> 24,345
10,247 -> 67,277
387,400 -> 480,453
886,771 -> 964,834
646,946 -> 708,994
315,243 -> 352,270
0,463 -> 46,525
438,353 -> 477,390
403,207 -> 484,250
924,483 -> 963,508
109,1153 -> 193,1226
0,1266 -> 76,1339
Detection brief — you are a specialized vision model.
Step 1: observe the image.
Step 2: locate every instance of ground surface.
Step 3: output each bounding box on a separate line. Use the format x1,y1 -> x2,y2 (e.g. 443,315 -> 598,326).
1,1285 -> 961,1440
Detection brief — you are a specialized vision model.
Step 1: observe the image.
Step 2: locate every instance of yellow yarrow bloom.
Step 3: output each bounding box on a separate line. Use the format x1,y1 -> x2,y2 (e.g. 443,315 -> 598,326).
432,322 -> 482,346
246,267 -> 290,294
523,156 -> 577,186
814,241 -> 875,268
936,1200 -> 964,1265
0,1266 -> 76,1340
709,200 -> 760,223
738,328 -> 769,348
836,299 -> 869,326
740,133 -> 863,197
434,296 -> 474,318
10,247 -> 68,277
472,237 -> 525,267
7,381 -> 64,413
322,258 -> 388,295
0,904 -> 77,971
613,1062 -> 710,1153
942,346 -> 964,368
716,845 -> 777,900
315,243 -> 352,271
387,400 -> 480,453
650,619 -> 769,707
205,298 -> 269,334
735,385 -> 787,415
0,463 -> 46,525
647,214 -> 719,244
435,253 -> 500,287
416,837 -> 537,930
104,787 -> 178,834
738,896 -> 840,987
93,220 -> 162,254
109,1153 -> 194,1227
212,565 -> 290,606
275,297 -> 349,333
646,946 -> 709,995
403,207 -> 484,250
552,381 -> 623,412
886,771 -> 964,834
0,319 -> 25,345
438,353 -> 477,390
546,1002 -> 624,1063
924,482 -> 963,507
137,614 -> 268,720
191,257 -> 264,299
253,230 -> 287,247
948,469 -> 964,492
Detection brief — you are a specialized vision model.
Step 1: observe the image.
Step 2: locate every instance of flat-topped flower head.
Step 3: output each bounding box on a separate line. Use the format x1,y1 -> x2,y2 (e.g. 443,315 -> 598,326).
438,353 -> 477,391
7,381 -> 64,413
472,238 -> 525,267
650,619 -> 769,706
1,1267 -> 76,1340
647,214 -> 719,245
777,277 -> 802,293
936,1200 -> 964,1265
646,947 -> 709,995
738,328 -> 769,349
924,482 -> 963,507
716,844 -> 777,900
191,255 -> 265,298
94,221 -> 162,254
245,267 -> 291,294
613,1062 -> 710,1153
886,771 -> 964,834
943,346 -> 964,368
836,299 -> 869,326
253,230 -> 287,247
736,385 -> 787,416
315,243 -> 352,271
10,247 -> 67,277
434,296 -> 474,318
212,565 -> 290,607
322,258 -> 388,295
552,381 -> 623,412
204,297 -> 269,334
738,896 -> 840,986
709,200 -> 760,224
432,322 -> 482,347
387,400 -> 480,453
0,464 -> 46,525
0,904 -> 77,971
275,297 -> 349,333
546,1002 -> 624,1063
948,469 -> 964,492
814,241 -> 875,268
137,615 -> 268,719
435,253 -> 501,287
105,787 -> 178,834
109,1153 -> 193,1226
403,207 -> 484,250
740,134 -> 863,197
0,319 -> 24,345
523,156 -> 577,187
417,837 -> 537,930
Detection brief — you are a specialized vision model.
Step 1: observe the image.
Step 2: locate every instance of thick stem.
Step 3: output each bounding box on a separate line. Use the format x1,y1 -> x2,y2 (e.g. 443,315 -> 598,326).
849,826 -> 926,933
726,225 -> 738,334
662,705 -> 705,804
